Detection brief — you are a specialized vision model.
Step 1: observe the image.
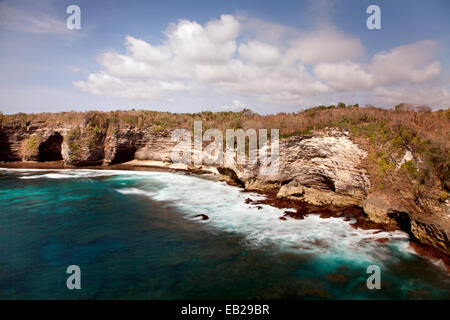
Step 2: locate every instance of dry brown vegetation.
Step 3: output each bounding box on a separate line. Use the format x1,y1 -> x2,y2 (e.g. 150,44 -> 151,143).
1,104 -> 448,143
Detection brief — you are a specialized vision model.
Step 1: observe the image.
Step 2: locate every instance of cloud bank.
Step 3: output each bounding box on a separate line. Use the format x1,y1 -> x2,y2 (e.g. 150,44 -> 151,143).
74,14 -> 449,111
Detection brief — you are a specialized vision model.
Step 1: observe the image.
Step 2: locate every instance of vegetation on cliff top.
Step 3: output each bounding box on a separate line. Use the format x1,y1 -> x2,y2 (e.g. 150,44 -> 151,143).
1,104 -> 449,205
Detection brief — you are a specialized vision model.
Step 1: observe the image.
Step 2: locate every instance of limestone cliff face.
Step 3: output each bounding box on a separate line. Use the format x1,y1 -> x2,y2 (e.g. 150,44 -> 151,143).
363,192 -> 450,254
0,121 -> 151,165
220,130 -> 371,209
0,121 -> 70,162
0,121 -> 448,255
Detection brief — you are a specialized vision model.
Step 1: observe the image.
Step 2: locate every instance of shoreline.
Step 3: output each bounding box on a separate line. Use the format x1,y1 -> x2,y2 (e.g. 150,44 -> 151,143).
0,160 -> 219,175
1,160 -> 449,271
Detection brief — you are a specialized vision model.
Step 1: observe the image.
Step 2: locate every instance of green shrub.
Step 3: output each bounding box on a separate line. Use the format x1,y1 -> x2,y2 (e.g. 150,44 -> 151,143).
152,126 -> 164,133
401,160 -> 418,178
26,137 -> 39,151
280,127 -> 313,138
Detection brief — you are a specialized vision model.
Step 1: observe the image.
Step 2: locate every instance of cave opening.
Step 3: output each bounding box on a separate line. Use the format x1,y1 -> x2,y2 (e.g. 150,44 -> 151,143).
38,133 -> 63,162
0,131 -> 17,161
111,145 -> 137,164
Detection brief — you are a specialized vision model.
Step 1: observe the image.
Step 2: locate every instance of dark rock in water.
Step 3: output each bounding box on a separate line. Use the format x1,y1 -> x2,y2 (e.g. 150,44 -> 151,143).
283,210 -> 305,220
245,197 -> 252,204
279,216 -> 287,221
319,211 -> 333,218
256,205 -> 263,210
194,214 -> 209,220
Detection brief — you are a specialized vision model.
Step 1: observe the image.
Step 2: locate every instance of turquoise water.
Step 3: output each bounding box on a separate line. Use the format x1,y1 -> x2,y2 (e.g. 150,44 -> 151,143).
0,168 -> 449,299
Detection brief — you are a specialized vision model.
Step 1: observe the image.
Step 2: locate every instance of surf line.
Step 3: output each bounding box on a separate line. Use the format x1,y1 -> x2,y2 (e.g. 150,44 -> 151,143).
181,304 -> 215,318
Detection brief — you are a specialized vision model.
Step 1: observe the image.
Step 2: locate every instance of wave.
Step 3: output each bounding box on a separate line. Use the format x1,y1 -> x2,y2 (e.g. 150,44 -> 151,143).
117,172 -> 410,265
2,168 -> 411,264
116,187 -> 155,197
0,168 -> 154,179
18,171 -> 118,179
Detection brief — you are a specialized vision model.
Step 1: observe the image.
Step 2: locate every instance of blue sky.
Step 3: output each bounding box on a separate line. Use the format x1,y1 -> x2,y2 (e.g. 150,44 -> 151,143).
0,0 -> 449,114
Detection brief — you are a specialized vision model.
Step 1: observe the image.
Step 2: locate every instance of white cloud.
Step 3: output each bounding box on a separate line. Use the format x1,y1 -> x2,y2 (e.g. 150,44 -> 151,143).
370,40 -> 442,84
125,36 -> 171,64
236,14 -> 297,45
75,73 -> 190,100
314,61 -> 375,91
372,84 -> 450,107
165,15 -> 238,64
75,14 -> 449,110
286,27 -> 365,65
204,14 -> 240,42
220,99 -> 248,112
75,14 -> 330,105
238,41 -> 281,66
313,40 -> 443,93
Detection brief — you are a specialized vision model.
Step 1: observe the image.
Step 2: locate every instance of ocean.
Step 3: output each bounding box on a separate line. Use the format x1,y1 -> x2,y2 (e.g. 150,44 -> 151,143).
0,168 -> 448,299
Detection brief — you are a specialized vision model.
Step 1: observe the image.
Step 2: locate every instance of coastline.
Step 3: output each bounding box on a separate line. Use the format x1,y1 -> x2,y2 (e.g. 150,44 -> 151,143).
1,160 -> 449,271
0,160 -> 219,174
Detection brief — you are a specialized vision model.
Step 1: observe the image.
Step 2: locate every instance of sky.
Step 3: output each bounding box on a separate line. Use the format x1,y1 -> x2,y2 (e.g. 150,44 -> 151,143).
0,0 -> 449,114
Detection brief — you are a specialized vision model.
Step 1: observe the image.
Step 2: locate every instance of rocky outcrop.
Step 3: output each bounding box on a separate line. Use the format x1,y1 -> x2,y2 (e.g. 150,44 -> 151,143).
0,129 -> 18,161
362,191 -> 450,254
220,130 -> 371,209
410,219 -> 450,253
0,121 -> 70,162
103,128 -> 144,165
363,192 -> 400,224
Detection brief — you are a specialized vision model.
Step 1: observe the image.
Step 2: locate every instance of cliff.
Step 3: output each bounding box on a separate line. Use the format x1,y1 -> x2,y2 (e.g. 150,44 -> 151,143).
0,107 -> 449,257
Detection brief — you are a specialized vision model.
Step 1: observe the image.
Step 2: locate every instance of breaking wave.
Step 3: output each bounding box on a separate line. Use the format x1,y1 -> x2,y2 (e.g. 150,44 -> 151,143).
1,168 -> 413,266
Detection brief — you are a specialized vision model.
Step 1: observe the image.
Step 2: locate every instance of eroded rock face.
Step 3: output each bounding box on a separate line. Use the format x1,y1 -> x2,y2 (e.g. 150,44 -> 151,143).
363,192 -> 397,224
0,123 -> 70,162
0,122 -> 174,166
61,134 -> 105,166
278,182 -> 362,208
133,132 -> 176,162
220,130 -> 371,208
0,130 -> 17,161
363,192 -> 450,254
411,220 -> 450,253
103,128 -> 144,165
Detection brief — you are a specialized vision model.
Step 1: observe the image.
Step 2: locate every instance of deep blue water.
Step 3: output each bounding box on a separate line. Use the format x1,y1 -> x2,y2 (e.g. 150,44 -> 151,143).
0,168 -> 449,299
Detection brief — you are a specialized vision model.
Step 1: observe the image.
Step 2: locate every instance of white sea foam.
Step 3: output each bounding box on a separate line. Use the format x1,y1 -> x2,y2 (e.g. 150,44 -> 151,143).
148,173 -> 410,262
2,168 -> 411,264
116,187 -> 155,197
19,173 -> 80,179
10,169 -> 135,179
